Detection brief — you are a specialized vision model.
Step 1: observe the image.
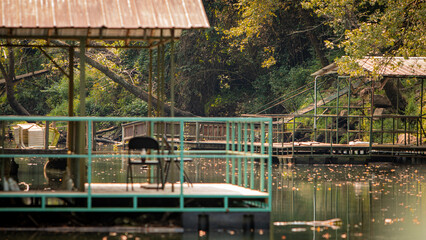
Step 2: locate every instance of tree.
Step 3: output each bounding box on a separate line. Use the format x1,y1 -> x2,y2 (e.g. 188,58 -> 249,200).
302,0 -> 426,75
0,47 -> 30,115
50,40 -> 195,117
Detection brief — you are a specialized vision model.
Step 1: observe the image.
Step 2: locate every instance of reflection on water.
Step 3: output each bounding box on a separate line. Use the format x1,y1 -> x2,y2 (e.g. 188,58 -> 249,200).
8,155 -> 426,239
271,163 -> 426,240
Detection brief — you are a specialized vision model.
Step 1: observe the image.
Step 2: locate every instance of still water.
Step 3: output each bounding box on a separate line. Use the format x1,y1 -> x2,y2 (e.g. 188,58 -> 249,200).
4,156 -> 426,239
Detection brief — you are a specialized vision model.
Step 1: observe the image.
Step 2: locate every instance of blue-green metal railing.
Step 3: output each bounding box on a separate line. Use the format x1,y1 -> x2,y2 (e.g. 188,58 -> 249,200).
0,116 -> 273,213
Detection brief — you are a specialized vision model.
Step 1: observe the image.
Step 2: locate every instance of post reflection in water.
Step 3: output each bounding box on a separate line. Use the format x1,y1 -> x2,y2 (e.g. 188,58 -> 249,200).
272,163 -> 426,240
10,154 -> 426,239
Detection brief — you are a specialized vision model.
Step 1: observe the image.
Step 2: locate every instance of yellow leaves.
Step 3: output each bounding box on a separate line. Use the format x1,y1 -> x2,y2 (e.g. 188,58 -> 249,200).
324,40 -> 335,49
261,46 -> 277,68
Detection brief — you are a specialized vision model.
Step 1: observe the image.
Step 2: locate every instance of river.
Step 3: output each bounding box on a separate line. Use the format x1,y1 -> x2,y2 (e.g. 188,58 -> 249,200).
3,156 -> 426,239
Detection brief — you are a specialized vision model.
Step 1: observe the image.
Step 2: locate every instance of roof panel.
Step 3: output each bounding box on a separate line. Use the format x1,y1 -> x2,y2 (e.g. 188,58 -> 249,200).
133,0 -> 156,28
37,0 -> 54,28
20,0 -> 37,28
168,0 -> 189,28
183,0 -> 209,28
0,1 -> 3,27
153,0 -> 173,28
69,0 -> 88,28
118,0 -> 139,28
53,0 -> 72,27
3,0 -> 20,27
0,0 -> 210,40
312,57 -> 426,77
102,0 -> 124,28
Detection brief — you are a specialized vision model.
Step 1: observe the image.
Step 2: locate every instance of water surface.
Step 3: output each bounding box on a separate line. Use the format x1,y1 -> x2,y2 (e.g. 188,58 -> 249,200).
5,156 -> 426,239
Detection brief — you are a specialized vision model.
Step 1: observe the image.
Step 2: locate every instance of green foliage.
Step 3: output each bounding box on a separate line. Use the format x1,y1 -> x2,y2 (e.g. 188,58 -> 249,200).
303,0 -> 426,76
405,94 -> 418,116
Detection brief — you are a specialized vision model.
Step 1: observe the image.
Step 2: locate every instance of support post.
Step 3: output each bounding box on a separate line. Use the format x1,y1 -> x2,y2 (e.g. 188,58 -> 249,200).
336,77 -> 340,144
148,48 -> 153,118
44,121 -> 49,150
75,39 -> 87,191
369,79 -> 374,152
170,31 -> 176,191
314,76 -> 319,141
347,78 -> 351,144
421,79 -> 424,144
67,47 -> 74,150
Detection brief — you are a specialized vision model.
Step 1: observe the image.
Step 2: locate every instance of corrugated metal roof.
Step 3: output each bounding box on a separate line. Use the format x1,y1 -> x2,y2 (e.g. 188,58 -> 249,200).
312,57 -> 426,77
0,0 -> 210,40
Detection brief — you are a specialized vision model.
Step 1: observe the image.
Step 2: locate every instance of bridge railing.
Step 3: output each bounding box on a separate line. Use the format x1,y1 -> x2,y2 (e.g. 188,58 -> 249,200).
265,114 -> 423,145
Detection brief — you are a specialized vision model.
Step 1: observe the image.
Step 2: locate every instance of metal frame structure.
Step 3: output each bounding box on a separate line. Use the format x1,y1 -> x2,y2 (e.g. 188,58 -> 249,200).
0,116 -> 273,213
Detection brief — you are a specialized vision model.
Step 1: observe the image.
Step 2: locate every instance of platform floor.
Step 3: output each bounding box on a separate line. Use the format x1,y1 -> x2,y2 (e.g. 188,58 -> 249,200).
0,183 -> 268,197
87,183 -> 268,196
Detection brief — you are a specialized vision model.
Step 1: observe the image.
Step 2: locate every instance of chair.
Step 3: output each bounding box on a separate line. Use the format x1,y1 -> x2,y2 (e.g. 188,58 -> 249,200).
126,136 -> 164,191
162,136 -> 193,186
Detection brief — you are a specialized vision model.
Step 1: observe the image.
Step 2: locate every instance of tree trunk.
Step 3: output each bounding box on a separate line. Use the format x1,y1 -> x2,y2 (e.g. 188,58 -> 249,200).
300,9 -> 329,67
51,40 -> 196,117
382,77 -> 407,114
0,47 -> 30,116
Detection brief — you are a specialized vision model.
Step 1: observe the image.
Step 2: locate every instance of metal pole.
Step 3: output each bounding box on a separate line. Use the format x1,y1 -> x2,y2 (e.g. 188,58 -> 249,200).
79,40 -> 86,117
392,117 -> 395,145
369,79 -> 374,152
226,122 -> 230,184
44,121 -> 49,150
148,48 -> 152,118
238,122 -> 242,186
336,77 -> 340,144
314,76 -> 319,141
250,122 -> 255,189
244,122 -> 248,187
170,31 -> 176,182
231,123 -> 235,185
405,118 -> 407,145
67,47 -> 74,150
421,79 -> 424,144
292,117 -> 295,155
156,44 -> 161,117
325,116 -> 328,143
347,78 -> 351,144
260,122 -> 265,192
76,39 -> 87,191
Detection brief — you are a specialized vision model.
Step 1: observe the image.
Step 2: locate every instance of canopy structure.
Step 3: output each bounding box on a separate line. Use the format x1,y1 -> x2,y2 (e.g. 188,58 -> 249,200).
312,57 -> 426,78
0,0 -> 210,191
0,0 -> 209,41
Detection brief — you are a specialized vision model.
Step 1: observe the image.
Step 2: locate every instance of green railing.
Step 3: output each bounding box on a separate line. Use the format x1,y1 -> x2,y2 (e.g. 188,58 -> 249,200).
0,116 -> 272,213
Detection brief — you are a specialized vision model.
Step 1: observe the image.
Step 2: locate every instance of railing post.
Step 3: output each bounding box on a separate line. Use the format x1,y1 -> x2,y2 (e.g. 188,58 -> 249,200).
250,122 -> 255,189
231,122 -> 235,185
225,122 -> 230,184
421,79 -> 424,144
314,76 -> 318,141
268,119 -> 273,198
87,119 -> 92,209
44,121 -> 49,150
336,77 -> 340,144
260,122 -> 265,192
347,78 -> 351,144
196,122 -> 200,144
179,120 -> 185,197
244,122 -> 248,188
292,117 -> 295,156
237,122 -> 242,186
369,80 -> 374,152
